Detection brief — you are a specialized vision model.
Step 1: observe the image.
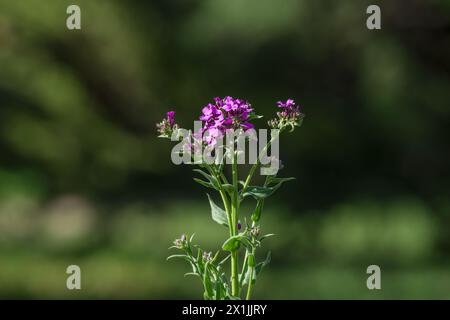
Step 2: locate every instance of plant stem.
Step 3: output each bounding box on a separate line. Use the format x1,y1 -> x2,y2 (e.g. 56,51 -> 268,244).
245,222 -> 256,300
230,152 -> 240,297
231,250 -> 239,296
245,265 -> 254,300
241,133 -> 278,194
207,165 -> 232,235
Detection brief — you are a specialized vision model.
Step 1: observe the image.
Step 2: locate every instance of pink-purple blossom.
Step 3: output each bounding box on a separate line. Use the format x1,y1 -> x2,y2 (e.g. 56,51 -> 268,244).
200,96 -> 255,146
269,99 -> 304,130
157,110 -> 178,137
167,111 -> 175,126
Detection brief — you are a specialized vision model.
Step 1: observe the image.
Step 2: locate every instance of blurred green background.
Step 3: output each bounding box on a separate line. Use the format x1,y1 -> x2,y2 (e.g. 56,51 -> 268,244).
0,0 -> 449,299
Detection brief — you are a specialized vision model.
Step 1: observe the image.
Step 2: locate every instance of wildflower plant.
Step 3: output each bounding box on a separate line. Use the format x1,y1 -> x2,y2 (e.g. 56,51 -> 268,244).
157,97 -> 304,299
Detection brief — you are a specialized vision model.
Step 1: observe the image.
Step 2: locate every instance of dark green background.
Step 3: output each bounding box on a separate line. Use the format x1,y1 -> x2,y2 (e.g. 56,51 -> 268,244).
0,0 -> 449,298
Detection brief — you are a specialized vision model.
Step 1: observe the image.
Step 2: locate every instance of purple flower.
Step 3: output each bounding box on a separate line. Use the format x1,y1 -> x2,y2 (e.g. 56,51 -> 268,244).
269,99 -> 304,131
157,110 -> 179,138
277,99 -> 296,109
199,96 -> 256,145
167,111 -> 175,126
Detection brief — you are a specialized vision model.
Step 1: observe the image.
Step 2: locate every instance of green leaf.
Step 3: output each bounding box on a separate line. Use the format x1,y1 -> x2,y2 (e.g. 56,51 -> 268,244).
242,177 -> 295,200
211,251 -> 221,264
251,199 -> 264,222
260,233 -> 276,242
241,185 -> 276,200
266,176 -> 296,186
184,272 -> 200,278
248,254 -> 255,267
222,235 -> 242,251
243,267 -> 253,285
218,254 -> 231,266
242,256 -> 254,285
214,280 -> 223,300
166,254 -> 191,262
222,184 -> 235,195
247,112 -> 263,120
243,251 -> 271,286
239,236 -> 253,249
203,262 -> 214,299
207,194 -> 229,227
193,178 -> 214,189
239,255 -> 249,286
196,248 -> 204,273
193,169 -> 220,189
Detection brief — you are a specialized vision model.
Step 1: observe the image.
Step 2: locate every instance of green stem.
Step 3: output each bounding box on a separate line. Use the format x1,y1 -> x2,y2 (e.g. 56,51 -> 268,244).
245,265 -> 254,300
206,163 -> 239,297
209,166 -> 233,237
245,222 -> 256,300
241,133 -> 279,194
231,250 -> 239,296
220,172 -> 229,185
230,152 -> 240,297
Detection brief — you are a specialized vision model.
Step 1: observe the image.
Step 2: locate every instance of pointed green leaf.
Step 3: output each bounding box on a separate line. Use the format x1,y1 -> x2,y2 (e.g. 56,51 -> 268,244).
241,185 -> 275,200
260,233 -> 276,241
251,199 -> 264,222
243,251 -> 271,285
266,176 -> 296,186
167,254 -> 191,262
193,169 -> 220,189
193,178 -> 214,189
248,254 -> 255,267
184,272 -> 200,278
222,235 -> 242,251
242,177 -> 295,200
239,255 -> 249,286
207,194 -> 229,227
222,184 -> 235,195
218,254 -> 231,266
203,262 -> 214,299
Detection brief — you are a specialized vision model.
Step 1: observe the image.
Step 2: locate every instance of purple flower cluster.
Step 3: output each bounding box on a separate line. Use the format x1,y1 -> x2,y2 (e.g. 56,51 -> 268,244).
156,111 -> 178,137
156,97 -> 304,145
167,111 -> 175,126
199,96 -> 254,146
268,99 -> 304,130
277,98 -> 297,110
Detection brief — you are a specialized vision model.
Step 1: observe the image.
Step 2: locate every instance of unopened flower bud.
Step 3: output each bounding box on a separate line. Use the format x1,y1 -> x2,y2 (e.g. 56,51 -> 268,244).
251,226 -> 260,238
202,251 -> 212,262
173,234 -> 187,249
272,99 -> 304,131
